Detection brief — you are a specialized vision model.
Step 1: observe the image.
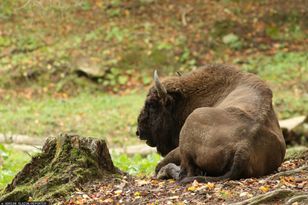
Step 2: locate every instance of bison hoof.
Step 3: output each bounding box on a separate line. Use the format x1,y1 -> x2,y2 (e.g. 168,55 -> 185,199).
155,162 -> 165,175
156,163 -> 181,180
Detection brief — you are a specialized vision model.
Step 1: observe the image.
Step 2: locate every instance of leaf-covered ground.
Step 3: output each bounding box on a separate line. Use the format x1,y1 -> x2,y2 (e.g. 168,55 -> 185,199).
64,155 -> 308,204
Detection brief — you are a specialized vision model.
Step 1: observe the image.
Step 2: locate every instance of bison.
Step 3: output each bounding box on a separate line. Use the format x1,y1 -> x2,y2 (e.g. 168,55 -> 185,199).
136,64 -> 286,183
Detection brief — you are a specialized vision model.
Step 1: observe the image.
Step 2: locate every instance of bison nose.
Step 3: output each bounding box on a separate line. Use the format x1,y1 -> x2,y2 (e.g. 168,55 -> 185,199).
136,130 -> 139,136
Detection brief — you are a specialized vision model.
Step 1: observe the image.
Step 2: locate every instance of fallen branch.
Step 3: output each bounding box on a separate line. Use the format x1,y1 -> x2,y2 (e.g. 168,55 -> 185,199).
286,194 -> 308,204
267,165 -> 308,180
181,8 -> 193,26
231,189 -> 305,205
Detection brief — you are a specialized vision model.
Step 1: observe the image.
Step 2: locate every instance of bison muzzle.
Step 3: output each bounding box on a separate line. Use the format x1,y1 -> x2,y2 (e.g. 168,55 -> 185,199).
136,64 -> 286,183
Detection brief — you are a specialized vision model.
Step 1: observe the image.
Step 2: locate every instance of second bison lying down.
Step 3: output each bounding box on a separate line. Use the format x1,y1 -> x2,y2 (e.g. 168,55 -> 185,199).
136,64 -> 286,183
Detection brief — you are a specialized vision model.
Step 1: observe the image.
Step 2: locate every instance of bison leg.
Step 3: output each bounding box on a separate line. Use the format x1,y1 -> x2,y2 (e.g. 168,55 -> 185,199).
155,147 -> 181,175
180,147 -> 249,184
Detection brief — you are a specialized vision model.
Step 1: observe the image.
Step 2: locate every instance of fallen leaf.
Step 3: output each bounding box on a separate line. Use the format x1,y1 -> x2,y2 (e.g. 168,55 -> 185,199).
259,185 -> 270,192
114,189 -> 122,195
134,191 -> 141,197
135,179 -> 148,186
187,185 -> 197,192
192,180 -> 199,187
169,195 -> 179,200
205,182 -> 215,190
103,198 -> 113,203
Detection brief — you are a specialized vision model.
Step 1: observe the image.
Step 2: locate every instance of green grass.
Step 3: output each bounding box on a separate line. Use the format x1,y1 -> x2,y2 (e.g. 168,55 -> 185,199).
0,92 -> 145,147
112,153 -> 161,176
0,144 -> 31,190
242,52 -> 308,84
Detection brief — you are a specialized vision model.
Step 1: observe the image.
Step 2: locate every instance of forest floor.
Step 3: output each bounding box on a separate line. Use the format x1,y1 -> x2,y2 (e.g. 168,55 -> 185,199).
64,152 -> 308,205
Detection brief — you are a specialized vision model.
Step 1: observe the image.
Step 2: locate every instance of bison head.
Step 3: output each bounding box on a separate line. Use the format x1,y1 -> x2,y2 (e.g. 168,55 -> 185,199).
136,71 -> 181,156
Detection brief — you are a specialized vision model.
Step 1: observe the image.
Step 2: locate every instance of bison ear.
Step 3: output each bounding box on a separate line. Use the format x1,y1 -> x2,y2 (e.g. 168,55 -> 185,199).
165,91 -> 182,107
154,70 -> 167,99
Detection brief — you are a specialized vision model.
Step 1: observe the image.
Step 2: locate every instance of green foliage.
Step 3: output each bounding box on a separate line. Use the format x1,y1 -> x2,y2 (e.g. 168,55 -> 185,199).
222,33 -> 242,50
211,20 -> 238,38
0,145 -> 31,189
112,153 -> 161,176
265,26 -> 281,40
100,68 -> 131,92
80,0 -> 92,11
264,10 -> 306,41
16,35 -> 43,51
0,0 -> 15,19
106,26 -> 130,42
0,36 -> 11,47
242,52 -> 307,84
265,25 -> 305,41
141,74 -> 151,85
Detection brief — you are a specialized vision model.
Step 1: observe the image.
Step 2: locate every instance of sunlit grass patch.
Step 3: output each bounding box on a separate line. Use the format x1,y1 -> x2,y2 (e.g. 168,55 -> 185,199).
112,153 -> 161,176
0,144 -> 31,190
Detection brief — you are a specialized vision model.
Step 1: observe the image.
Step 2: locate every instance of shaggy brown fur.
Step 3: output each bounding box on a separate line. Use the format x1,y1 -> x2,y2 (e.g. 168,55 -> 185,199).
136,64 -> 286,182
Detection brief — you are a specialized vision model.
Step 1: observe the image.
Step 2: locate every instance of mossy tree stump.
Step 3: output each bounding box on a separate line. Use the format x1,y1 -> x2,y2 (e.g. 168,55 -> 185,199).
0,134 -> 121,202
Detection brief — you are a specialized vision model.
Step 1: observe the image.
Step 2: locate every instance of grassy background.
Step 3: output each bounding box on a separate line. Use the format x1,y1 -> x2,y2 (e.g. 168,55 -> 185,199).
0,52 -> 306,146
0,92 -> 145,147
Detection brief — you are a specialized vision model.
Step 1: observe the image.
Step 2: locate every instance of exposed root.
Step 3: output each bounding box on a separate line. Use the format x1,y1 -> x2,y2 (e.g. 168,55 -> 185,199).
231,189 -> 306,205
286,194 -> 308,204
267,165 -> 308,179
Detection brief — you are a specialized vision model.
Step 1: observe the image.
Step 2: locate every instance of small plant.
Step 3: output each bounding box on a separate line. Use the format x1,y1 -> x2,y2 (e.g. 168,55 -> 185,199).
0,0 -> 15,19
112,153 -> 161,176
106,26 -> 129,42
222,33 -> 243,50
0,36 -> 11,47
80,0 -> 92,11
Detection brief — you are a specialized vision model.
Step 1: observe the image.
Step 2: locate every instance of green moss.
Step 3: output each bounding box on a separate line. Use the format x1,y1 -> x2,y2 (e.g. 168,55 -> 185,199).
0,186 -> 31,201
70,148 -> 80,158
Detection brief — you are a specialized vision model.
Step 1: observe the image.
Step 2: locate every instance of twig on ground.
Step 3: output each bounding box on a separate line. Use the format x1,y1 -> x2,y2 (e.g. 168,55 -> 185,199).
231,189 -> 303,205
267,165 -> 308,179
181,8 -> 193,26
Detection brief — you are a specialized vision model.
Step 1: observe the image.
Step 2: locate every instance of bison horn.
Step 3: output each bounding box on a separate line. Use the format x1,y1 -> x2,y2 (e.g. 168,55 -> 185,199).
154,70 -> 167,98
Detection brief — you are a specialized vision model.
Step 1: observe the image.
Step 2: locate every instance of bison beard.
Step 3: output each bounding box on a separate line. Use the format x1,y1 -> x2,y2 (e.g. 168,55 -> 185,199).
136,64 -> 286,183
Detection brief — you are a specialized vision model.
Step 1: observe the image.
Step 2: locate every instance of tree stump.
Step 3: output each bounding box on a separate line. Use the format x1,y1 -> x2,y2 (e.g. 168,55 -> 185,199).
0,133 -> 121,202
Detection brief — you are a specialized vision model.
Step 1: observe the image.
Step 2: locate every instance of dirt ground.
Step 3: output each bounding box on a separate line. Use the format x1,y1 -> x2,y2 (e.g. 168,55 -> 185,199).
64,154 -> 308,205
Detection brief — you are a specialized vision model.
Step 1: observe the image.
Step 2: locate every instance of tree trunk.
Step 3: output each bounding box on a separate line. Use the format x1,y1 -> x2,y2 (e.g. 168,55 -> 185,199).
0,133 -> 121,202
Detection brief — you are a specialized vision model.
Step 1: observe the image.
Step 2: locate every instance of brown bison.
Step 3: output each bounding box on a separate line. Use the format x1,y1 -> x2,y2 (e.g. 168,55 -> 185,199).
136,64 -> 286,183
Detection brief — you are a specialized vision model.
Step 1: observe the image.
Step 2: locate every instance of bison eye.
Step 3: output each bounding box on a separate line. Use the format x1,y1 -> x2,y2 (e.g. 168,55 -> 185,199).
146,101 -> 159,111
